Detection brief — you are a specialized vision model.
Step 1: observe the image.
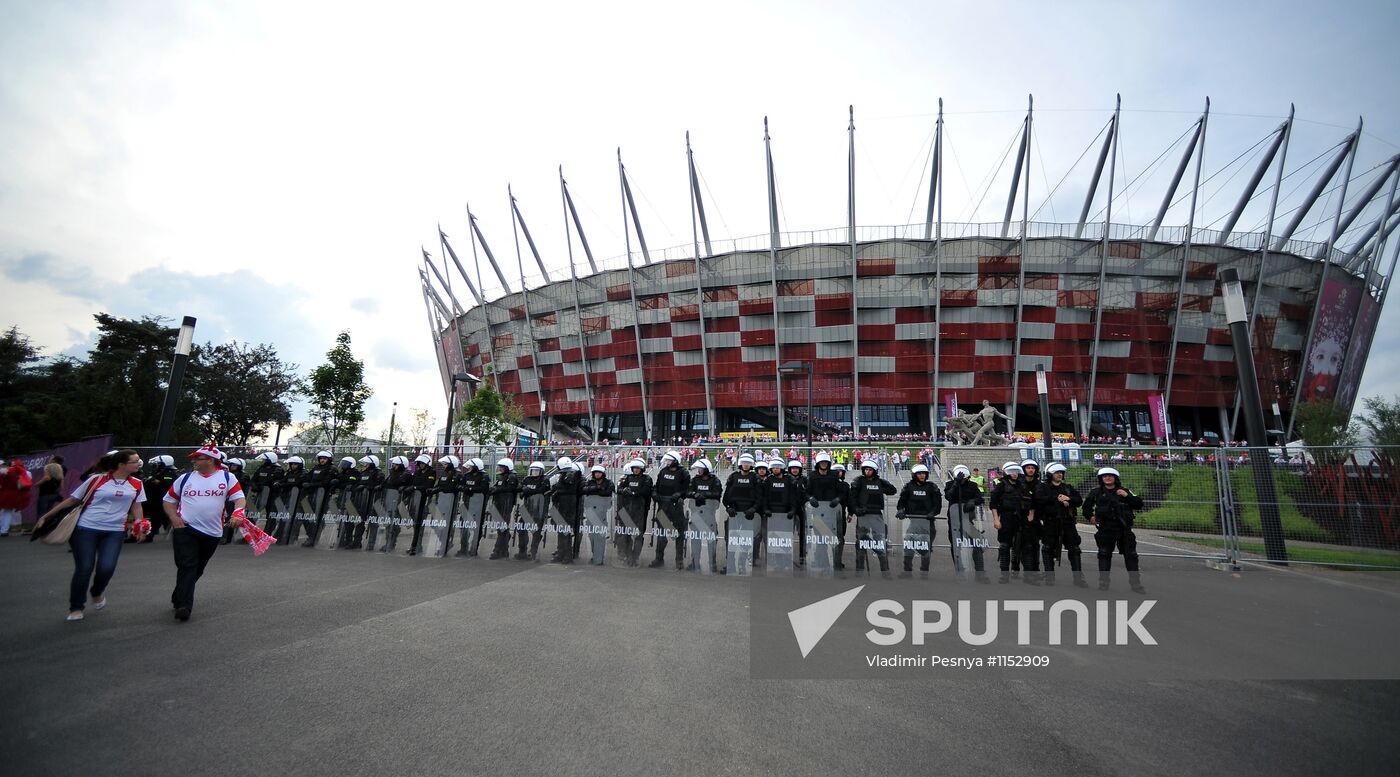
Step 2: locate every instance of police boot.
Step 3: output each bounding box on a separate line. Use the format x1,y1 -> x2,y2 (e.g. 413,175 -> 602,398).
1072,571 -> 1088,588
976,570 -> 992,584
1129,571 -> 1146,595
878,553 -> 891,579
899,555 -> 913,578
648,555 -> 666,568
1098,571 -> 1111,591
455,530 -> 471,557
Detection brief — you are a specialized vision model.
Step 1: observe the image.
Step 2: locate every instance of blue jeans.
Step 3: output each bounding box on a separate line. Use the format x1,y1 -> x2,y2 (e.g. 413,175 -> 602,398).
70,527 -> 125,611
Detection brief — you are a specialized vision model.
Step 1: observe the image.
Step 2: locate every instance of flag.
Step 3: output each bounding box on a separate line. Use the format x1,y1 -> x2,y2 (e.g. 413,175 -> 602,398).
238,520 -> 278,556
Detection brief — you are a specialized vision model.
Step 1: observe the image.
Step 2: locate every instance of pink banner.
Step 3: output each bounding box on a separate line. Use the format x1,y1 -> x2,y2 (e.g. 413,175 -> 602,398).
945,394 -> 958,420
1147,394 -> 1168,442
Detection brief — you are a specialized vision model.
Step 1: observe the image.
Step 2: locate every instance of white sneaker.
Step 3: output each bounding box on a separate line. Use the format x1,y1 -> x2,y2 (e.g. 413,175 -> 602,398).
92,597 -> 107,611
66,611 -> 84,621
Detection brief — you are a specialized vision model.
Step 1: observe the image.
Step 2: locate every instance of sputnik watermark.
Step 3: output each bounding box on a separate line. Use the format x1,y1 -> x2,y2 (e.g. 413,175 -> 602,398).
786,585 -> 1156,659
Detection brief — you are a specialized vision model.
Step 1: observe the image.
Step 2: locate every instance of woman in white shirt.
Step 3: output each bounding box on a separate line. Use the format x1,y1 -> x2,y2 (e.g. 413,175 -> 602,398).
36,449 -> 146,622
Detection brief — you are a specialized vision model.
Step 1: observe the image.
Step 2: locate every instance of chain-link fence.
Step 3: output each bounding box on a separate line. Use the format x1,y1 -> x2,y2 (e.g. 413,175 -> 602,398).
62,441 -> 1400,571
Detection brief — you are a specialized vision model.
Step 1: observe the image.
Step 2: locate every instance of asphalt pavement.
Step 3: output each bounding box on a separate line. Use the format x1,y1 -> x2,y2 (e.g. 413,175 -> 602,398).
1,535 -> 1397,777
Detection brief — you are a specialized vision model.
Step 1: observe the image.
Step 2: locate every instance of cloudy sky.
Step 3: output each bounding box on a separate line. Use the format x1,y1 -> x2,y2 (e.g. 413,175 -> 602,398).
3,0 -> 1399,439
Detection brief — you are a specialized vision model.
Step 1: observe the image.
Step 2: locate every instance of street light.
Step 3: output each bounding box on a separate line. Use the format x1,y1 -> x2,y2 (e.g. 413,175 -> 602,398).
1036,364 -> 1053,461
780,361 -> 814,460
1220,268 -> 1287,564
154,316 -> 196,448
539,399 -> 548,444
446,372 -> 481,452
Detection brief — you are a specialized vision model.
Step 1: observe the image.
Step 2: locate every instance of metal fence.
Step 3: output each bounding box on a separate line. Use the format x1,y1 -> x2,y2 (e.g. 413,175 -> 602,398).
54,442 -> 1400,572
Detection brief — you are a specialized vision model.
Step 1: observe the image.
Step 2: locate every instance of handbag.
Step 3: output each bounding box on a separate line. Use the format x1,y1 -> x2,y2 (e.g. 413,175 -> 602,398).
38,474 -> 110,546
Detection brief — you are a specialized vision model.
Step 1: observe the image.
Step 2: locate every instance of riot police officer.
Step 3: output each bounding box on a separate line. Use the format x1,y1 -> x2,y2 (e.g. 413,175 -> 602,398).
649,451 -> 690,569
550,457 -> 582,564
456,457 -> 490,557
896,463 -> 943,577
298,450 -> 337,546
848,460 -> 896,577
249,452 -> 283,538
989,461 -> 1037,583
944,465 -> 989,582
615,458 -> 652,566
350,455 -> 383,550
1035,461 -> 1085,586
831,462 -> 851,570
379,456 -> 412,553
273,455 -> 306,544
405,453 -> 438,556
329,456 -> 359,548
578,463 -> 615,564
518,461 -> 552,560
720,454 -> 761,574
1083,466 -> 1145,592
804,454 -> 844,571
138,454 -> 177,543
685,459 -> 723,571
487,459 -> 520,560
786,459 -> 808,566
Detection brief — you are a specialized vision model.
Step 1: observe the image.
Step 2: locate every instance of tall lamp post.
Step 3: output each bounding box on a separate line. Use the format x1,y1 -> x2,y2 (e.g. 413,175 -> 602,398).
154,316 -> 196,448
539,399 -> 548,446
385,402 -> 398,463
446,372 -> 481,454
1220,268 -> 1287,564
1036,364 -> 1053,462
780,361 -> 814,461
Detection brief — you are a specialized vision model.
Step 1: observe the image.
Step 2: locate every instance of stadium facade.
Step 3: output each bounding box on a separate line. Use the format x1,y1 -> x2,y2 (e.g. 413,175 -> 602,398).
420,103 -> 1396,443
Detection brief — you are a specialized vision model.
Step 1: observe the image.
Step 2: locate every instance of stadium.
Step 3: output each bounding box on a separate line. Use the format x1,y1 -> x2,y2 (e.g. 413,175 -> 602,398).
419,102 -> 1397,444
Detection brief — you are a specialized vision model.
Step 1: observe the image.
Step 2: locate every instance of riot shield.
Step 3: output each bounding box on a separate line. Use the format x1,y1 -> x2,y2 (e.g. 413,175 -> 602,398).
805,501 -> 843,576
290,486 -> 329,547
902,517 -> 933,575
415,491 -> 452,558
270,485 -> 299,544
581,495 -> 612,566
855,513 -> 890,574
453,492 -> 486,557
725,508 -> 759,577
947,500 -> 988,576
521,493 -> 549,561
482,500 -> 512,559
766,511 -> 796,574
359,488 -> 388,551
649,497 -> 683,565
378,488 -> 411,554
246,483 -> 271,535
545,502 -> 575,559
314,488 -> 355,550
610,502 -> 648,569
686,499 -> 720,575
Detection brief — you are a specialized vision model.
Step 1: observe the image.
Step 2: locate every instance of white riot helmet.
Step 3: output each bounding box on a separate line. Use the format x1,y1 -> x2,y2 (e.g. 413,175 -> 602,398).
691,458 -> 711,472
339,456 -> 356,469
661,451 -> 682,466
627,458 -> 646,472
832,463 -> 846,472
389,456 -> 409,468
226,458 -> 245,469
859,459 -> 877,473
1020,458 -> 1039,473
814,452 -> 832,466
529,461 -> 545,473
257,452 -> 278,465
1045,462 -> 1067,476
737,453 -> 755,467
154,454 -> 175,468
438,455 -> 460,468
359,455 -> 381,468
469,457 -> 485,471
557,456 -> 575,471
1097,466 -> 1120,480
590,464 -> 607,476
911,464 -> 929,476
496,458 -> 514,470
1002,461 -> 1023,476
787,459 -> 802,470
287,455 -> 305,466
952,465 -> 970,479
317,450 -> 333,461
768,459 -> 785,471
414,453 -> 432,466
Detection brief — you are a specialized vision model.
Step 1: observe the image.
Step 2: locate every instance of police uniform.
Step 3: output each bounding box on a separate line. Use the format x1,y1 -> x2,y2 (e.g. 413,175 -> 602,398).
1082,467 -> 1145,591
896,470 -> 943,575
649,454 -> 690,568
1034,465 -> 1085,585
615,465 -> 652,566
487,465 -> 521,560
848,466 -> 897,576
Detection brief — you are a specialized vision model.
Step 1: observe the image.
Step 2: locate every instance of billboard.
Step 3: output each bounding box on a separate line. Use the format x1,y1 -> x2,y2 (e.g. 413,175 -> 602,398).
1335,290 -> 1381,413
1298,276 -> 1364,406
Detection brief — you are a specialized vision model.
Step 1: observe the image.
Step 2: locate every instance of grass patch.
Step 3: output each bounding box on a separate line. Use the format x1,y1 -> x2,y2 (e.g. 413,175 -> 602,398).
1166,535 -> 1400,569
1228,469 -> 1328,542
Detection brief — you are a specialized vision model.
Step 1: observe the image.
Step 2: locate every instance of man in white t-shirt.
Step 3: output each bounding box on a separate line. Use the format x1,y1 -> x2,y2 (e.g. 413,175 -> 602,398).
163,444 -> 245,621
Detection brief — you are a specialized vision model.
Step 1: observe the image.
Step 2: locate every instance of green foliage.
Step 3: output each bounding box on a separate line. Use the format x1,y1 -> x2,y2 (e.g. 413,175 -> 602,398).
1228,468 -> 1327,542
187,341 -> 300,446
1166,536 -> 1400,570
1293,399 -> 1357,450
303,331 -> 372,446
455,381 -> 514,446
1358,395 -> 1400,448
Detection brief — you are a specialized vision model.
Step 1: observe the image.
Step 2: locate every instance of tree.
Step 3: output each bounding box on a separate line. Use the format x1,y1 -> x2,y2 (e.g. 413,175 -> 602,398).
1358,395 -> 1400,448
186,342 -> 299,446
407,406 -> 434,447
1293,399 -> 1357,450
454,381 -> 514,447
303,331 -> 373,445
